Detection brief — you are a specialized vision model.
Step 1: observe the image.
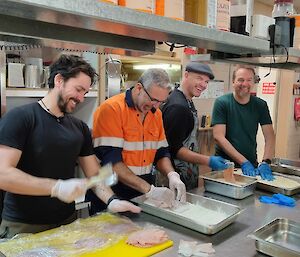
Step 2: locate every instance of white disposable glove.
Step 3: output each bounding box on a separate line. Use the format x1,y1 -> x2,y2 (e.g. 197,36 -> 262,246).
51,178 -> 88,203
146,185 -> 175,208
167,171 -> 186,202
107,199 -> 141,213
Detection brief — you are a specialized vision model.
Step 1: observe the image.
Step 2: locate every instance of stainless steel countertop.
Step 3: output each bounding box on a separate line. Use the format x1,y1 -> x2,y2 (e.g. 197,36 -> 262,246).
128,188 -> 300,257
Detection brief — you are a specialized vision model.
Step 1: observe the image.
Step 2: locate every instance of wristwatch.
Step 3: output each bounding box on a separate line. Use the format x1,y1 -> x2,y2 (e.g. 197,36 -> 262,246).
107,194 -> 119,205
262,159 -> 272,165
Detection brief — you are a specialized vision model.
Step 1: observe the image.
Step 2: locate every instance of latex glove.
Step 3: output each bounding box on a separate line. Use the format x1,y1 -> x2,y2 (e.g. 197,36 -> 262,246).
178,240 -> 215,257
259,193 -> 295,207
208,156 -> 229,171
241,160 -> 256,176
273,193 -> 296,207
167,171 -> 186,202
146,185 -> 175,208
257,162 -> 274,181
107,199 -> 141,213
51,178 -> 87,203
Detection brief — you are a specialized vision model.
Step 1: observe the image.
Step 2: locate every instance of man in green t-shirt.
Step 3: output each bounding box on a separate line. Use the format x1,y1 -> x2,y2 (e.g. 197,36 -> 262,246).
211,66 -> 275,181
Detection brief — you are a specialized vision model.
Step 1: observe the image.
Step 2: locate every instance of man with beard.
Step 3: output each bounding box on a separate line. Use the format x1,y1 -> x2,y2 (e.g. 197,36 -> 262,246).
161,62 -> 229,190
212,65 -> 275,181
88,68 -> 186,215
0,54 -> 140,238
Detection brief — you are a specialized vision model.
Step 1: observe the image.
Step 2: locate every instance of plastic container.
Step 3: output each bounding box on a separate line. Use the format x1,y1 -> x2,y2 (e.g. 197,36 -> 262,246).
272,0 -> 294,18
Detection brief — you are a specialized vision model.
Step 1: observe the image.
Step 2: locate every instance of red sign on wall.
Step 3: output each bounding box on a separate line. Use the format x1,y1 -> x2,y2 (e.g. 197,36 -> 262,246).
262,82 -> 276,94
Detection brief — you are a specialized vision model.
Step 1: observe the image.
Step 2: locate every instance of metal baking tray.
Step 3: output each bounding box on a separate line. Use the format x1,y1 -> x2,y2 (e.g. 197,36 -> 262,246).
132,193 -> 241,235
250,218 -> 300,257
200,171 -> 257,199
256,178 -> 300,196
271,158 -> 300,177
234,169 -> 300,196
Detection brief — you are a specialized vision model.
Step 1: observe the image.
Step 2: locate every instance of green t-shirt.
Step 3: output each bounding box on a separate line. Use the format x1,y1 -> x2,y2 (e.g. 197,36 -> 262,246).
211,93 -> 272,165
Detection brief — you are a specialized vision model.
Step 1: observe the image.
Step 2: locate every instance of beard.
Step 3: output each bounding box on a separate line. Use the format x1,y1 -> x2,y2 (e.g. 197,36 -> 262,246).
57,93 -> 68,113
57,92 -> 79,114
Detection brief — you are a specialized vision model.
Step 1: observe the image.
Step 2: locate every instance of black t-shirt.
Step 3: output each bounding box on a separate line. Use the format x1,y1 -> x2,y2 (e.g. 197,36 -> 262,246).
0,102 -> 93,224
161,89 -> 194,158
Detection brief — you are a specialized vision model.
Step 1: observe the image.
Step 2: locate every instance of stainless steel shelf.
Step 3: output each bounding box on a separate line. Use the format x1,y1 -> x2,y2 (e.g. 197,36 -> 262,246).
226,47 -> 300,70
0,0 -> 270,56
6,88 -> 98,98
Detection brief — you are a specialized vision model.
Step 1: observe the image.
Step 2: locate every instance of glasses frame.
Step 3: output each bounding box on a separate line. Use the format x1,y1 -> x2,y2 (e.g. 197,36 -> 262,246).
139,82 -> 166,105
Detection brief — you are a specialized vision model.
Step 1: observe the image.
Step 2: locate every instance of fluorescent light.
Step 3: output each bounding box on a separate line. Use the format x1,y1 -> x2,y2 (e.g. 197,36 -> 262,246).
133,64 -> 181,71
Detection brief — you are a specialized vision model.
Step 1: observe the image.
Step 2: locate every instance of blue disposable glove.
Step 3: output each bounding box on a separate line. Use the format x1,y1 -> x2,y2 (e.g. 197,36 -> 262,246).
241,160 -> 256,176
208,156 -> 229,171
257,162 -> 274,181
259,195 -> 280,204
273,193 -> 296,207
259,193 -> 295,207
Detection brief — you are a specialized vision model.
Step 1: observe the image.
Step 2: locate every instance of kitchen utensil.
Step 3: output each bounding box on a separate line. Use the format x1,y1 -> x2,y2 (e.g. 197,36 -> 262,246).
201,171 -> 256,199
43,66 -> 50,88
7,63 -> 25,87
87,163 -> 117,189
249,218 -> 300,257
235,169 -> 300,196
132,193 -> 241,235
24,65 -> 41,88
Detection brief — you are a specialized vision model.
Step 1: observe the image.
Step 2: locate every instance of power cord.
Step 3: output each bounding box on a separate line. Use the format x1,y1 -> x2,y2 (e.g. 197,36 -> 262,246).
163,42 -> 186,52
264,44 -> 289,78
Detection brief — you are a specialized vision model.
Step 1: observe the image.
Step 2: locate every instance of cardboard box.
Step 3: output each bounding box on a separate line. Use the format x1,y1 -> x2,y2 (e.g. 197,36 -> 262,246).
156,0 -> 184,20
118,0 -> 155,13
185,0 -> 231,31
99,0 -> 118,4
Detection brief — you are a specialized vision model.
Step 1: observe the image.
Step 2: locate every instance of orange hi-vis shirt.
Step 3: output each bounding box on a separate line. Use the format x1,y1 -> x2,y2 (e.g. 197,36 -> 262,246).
93,89 -> 169,176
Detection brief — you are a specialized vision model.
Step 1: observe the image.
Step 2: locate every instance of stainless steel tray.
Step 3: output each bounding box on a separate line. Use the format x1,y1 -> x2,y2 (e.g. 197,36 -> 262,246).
256,178 -> 300,196
132,193 -> 241,235
200,171 -> 257,199
234,169 -> 300,196
250,218 -> 300,257
271,158 -> 300,177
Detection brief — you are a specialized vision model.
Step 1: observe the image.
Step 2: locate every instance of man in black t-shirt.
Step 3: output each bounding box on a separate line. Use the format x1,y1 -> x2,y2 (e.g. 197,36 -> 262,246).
0,55 -> 140,238
162,62 -> 228,190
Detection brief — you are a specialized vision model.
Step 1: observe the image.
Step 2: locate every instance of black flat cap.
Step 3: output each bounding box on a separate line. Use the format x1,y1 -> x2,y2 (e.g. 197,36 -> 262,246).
185,62 -> 214,80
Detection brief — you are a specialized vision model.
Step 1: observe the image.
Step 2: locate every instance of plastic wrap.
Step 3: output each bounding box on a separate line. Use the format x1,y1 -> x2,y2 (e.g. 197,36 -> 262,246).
0,213 -> 140,257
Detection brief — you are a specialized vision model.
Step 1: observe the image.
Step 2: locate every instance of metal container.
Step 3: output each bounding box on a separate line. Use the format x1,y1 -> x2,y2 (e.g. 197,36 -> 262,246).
256,182 -> 300,196
200,171 -> 257,199
250,218 -> 300,257
271,158 -> 300,177
132,193 -> 241,235
234,168 -> 300,196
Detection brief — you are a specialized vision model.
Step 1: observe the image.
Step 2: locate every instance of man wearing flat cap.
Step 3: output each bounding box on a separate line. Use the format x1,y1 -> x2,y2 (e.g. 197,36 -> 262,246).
161,62 -> 229,190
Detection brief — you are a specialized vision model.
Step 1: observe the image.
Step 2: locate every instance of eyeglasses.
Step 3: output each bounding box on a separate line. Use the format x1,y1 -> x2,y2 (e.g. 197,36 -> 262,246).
139,82 -> 167,105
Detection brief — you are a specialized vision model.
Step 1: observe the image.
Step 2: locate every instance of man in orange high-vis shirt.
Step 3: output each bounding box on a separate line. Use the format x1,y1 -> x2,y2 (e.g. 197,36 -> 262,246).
87,69 -> 186,214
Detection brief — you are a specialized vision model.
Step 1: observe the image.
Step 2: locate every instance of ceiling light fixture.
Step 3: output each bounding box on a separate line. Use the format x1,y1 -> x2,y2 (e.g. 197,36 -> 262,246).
133,64 -> 181,71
